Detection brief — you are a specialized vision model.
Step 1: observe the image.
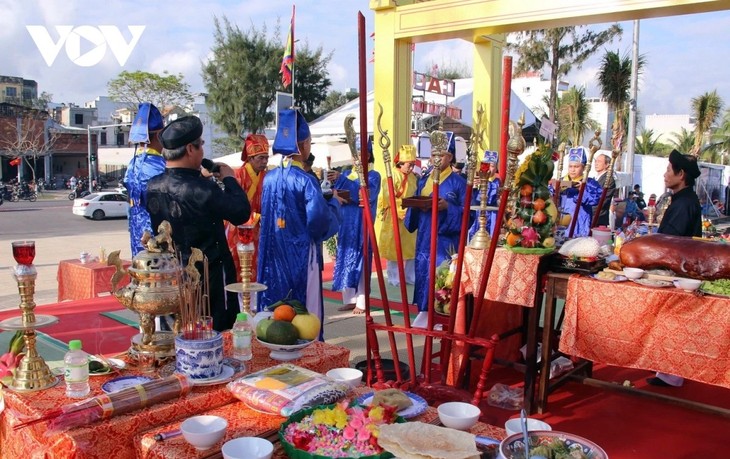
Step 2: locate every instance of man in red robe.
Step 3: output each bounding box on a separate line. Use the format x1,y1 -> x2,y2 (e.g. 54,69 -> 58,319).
226,134 -> 269,282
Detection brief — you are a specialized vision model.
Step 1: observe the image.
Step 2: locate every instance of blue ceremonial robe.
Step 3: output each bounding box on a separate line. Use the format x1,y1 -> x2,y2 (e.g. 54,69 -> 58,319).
123,148 -> 166,256
559,177 -> 602,237
332,169 -> 381,291
405,169 -> 467,312
257,161 -> 341,331
469,177 -> 501,239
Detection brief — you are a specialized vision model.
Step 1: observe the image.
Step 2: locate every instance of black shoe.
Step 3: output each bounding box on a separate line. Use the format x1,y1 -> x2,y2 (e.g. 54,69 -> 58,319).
646,377 -> 672,387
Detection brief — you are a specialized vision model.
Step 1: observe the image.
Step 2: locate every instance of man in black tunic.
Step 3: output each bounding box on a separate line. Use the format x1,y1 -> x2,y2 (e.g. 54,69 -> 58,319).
144,116 -> 251,331
648,149 -> 702,387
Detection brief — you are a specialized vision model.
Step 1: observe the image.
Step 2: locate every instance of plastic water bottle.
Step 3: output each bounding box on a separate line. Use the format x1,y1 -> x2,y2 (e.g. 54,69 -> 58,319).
64,339 -> 90,398
232,312 -> 253,361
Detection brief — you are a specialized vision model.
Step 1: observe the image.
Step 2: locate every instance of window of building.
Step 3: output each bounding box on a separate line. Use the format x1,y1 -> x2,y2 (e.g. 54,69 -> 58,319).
116,132 -> 125,146
74,113 -> 84,125
5,87 -> 17,97
100,132 -> 107,145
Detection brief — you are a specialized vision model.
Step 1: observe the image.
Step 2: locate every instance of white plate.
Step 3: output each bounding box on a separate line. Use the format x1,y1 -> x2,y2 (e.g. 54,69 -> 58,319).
178,364 -> 235,386
590,273 -> 627,283
355,391 -> 428,419
101,375 -> 154,394
631,278 -> 673,288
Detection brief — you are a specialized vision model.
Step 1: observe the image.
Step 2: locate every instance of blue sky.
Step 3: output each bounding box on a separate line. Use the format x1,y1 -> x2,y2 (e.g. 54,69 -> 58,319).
2,0 -> 728,117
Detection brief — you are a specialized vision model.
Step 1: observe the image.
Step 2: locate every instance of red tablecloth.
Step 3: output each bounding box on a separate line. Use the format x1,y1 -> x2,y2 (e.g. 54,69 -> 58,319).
57,259 -> 131,302
560,275 -> 730,389
1,337 -> 350,459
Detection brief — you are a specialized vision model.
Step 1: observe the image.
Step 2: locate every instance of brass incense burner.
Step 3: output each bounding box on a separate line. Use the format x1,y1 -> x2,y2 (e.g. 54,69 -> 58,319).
108,221 -> 181,356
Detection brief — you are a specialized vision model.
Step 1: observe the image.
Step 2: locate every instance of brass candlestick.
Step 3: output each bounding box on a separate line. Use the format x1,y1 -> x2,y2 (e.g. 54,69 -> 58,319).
0,241 -> 58,392
470,167 -> 492,250
225,225 -> 267,315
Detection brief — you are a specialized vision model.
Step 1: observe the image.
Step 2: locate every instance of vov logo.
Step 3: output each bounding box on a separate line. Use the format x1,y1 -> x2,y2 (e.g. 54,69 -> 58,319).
26,25 -> 146,67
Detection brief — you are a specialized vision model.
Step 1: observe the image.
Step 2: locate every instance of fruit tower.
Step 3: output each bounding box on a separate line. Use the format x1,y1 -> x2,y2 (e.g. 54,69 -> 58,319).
505,145 -> 558,249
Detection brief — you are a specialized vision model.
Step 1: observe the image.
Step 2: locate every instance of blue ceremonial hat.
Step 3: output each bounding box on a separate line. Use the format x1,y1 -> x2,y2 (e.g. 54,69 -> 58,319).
446,131 -> 456,155
273,109 -> 310,155
355,135 -> 373,154
483,150 -> 499,164
568,146 -> 587,164
129,103 -> 164,144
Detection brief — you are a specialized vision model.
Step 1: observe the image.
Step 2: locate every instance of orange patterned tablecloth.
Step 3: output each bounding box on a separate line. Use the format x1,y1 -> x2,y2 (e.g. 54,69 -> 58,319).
460,247 -> 545,308
57,258 -> 131,302
559,275 -> 730,389
137,386 -> 507,459
0,338 -> 350,459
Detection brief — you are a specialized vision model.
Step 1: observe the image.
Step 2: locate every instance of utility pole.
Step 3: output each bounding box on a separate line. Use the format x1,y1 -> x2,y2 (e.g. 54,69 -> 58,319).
625,20 -> 640,188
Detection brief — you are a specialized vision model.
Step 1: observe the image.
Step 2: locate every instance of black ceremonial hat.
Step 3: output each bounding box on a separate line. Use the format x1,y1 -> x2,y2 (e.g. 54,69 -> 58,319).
160,116 -> 203,150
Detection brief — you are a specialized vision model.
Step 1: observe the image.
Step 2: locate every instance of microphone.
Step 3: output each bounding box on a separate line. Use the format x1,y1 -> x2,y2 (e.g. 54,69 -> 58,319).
201,158 -> 220,173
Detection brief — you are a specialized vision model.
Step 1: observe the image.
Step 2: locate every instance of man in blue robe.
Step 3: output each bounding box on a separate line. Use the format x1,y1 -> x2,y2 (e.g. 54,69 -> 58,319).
405,131 -> 467,328
559,147 -> 602,238
123,103 -> 166,256
257,110 -> 341,339
469,150 -> 501,240
330,139 -> 381,314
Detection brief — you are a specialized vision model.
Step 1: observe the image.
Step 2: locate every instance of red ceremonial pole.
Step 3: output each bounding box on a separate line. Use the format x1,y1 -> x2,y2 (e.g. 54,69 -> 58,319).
498,57 -> 512,182
357,13 -> 404,385
376,106 -> 418,386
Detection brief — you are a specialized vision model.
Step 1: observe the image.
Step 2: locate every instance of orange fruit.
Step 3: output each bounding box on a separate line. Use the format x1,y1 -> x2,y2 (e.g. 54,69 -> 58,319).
506,232 -> 521,247
533,198 -> 546,211
273,304 -> 297,322
520,184 -> 533,197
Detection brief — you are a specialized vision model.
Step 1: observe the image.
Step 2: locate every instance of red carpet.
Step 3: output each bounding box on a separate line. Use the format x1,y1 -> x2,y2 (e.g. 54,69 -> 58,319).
0,296 -> 137,357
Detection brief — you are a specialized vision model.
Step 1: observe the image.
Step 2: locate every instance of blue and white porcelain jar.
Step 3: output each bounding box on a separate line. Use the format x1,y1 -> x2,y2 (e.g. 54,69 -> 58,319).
174,332 -> 224,379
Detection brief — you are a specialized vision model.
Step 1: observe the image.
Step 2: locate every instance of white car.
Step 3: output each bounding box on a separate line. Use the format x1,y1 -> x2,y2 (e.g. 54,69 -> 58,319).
72,192 -> 129,220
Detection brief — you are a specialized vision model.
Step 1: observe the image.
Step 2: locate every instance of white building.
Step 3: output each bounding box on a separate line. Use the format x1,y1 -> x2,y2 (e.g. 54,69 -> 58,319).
643,114 -> 695,144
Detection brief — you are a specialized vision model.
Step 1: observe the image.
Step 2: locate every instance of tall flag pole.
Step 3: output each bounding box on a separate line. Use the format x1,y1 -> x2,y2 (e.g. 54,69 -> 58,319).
280,5 -> 295,103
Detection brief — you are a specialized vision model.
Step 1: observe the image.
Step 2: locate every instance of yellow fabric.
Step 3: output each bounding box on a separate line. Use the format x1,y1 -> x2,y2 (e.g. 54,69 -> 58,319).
376,170 -> 418,260
421,167 -> 452,197
244,162 -> 261,226
136,147 -> 162,157
347,169 -> 359,180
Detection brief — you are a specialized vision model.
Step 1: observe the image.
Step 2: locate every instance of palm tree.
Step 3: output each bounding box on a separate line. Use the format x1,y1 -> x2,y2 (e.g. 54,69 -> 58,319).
634,129 -> 658,155
596,50 -> 645,154
669,128 -> 696,153
691,90 -> 724,156
710,109 -> 730,164
557,86 -> 597,145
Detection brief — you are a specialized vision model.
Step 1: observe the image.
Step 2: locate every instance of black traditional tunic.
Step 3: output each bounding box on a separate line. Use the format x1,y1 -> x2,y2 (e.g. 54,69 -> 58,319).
144,168 -> 251,331
594,171 -> 615,227
657,186 -> 701,237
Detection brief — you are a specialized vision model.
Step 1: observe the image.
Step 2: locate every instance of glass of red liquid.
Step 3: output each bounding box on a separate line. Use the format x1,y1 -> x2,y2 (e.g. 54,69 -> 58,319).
237,225 -> 254,245
12,241 -> 36,265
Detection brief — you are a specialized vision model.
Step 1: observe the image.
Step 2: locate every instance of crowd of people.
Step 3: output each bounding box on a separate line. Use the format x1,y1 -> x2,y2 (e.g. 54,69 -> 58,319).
122,101 -> 714,346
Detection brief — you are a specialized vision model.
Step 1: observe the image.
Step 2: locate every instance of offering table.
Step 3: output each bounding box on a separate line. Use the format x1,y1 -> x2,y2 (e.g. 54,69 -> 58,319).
56,258 -> 131,302
1,338 -> 350,459
560,275 -> 730,389
450,247 -> 550,413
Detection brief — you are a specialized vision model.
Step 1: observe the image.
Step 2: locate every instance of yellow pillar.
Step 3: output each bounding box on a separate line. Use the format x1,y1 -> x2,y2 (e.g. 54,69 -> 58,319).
472,35 -> 504,152
372,5 -> 413,176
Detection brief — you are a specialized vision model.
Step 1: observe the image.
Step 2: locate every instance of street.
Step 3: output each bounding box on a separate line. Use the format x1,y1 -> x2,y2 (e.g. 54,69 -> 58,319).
0,191 -> 132,310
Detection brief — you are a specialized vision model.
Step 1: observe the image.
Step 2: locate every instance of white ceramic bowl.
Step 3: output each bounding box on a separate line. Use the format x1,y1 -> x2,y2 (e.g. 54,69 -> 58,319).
326,368 -> 363,388
222,437 -> 274,459
437,401 -> 480,431
255,337 -> 314,361
622,267 -> 645,279
181,415 -> 228,450
504,417 -> 552,437
674,278 -> 702,292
